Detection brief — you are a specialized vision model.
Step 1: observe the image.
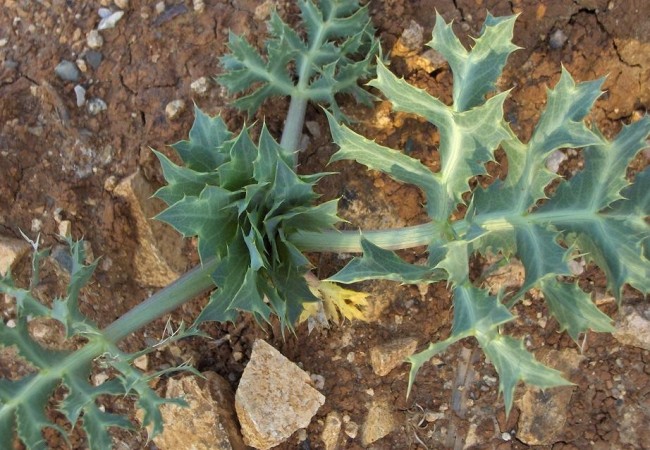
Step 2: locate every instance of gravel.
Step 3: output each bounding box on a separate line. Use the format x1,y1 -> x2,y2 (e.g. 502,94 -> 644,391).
54,60 -> 80,82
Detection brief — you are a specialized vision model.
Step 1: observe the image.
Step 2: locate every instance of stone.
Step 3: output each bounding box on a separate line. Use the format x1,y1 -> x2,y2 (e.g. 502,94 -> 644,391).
113,171 -> 187,286
190,77 -> 211,96
165,99 -> 186,120
74,85 -> 86,107
235,340 -> 325,449
192,0 -> 205,13
86,29 -> 103,49
549,28 -> 568,49
360,398 -> 396,446
84,51 -> 103,70
154,372 -> 247,450
0,235 -> 31,276
369,337 -> 418,376
54,60 -> 80,82
321,411 -> 342,450
58,220 -> 72,238
87,97 -> 107,115
114,0 -> 129,9
613,304 -> 650,350
98,10 -> 125,30
517,349 -> 584,445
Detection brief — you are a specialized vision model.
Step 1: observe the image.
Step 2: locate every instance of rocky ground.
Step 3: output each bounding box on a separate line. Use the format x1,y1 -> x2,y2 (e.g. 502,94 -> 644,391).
1,0 -> 649,449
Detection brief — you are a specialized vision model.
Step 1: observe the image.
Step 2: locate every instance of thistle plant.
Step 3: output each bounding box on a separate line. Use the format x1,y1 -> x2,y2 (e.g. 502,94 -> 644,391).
1,1 -> 649,448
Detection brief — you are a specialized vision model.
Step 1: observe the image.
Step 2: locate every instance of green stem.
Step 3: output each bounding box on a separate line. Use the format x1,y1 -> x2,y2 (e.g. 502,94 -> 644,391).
280,96 -> 308,162
102,259 -> 218,343
290,221 -> 443,252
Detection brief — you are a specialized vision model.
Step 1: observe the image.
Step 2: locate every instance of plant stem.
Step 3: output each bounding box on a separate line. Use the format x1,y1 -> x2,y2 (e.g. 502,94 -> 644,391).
280,96 -> 308,162
290,221 -> 443,252
102,258 -> 219,343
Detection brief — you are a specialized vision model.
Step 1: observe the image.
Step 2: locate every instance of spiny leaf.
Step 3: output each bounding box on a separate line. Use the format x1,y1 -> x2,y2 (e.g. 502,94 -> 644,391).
155,185 -> 238,263
478,332 -> 572,416
153,150 -> 220,205
514,224 -> 570,293
451,284 -> 513,337
329,237 -> 441,284
364,61 -> 510,219
171,105 -> 231,172
540,280 -> 614,343
429,12 -> 519,111
217,0 -> 379,118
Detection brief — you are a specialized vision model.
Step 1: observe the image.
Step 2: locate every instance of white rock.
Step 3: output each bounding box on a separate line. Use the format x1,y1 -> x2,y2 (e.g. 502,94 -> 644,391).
58,220 -> 72,238
87,97 -> 107,115
114,0 -> 129,9
613,304 -> 650,350
192,0 -> 205,13
98,10 -> 125,30
235,340 -> 325,449
86,29 -> 103,49
546,150 -> 567,173
190,77 -> 211,96
0,235 -> 30,276
155,1 -> 166,14
165,99 -> 186,120
74,85 -> 86,107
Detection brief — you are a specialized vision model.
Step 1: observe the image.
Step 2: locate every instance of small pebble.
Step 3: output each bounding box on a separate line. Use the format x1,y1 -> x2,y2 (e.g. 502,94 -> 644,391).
74,85 -> 86,107
98,10 -> 125,30
165,99 -> 185,120
546,149 -> 567,173
87,98 -> 107,115
155,1 -> 166,14
103,175 -> 118,192
54,60 -> 80,82
98,7 -> 113,18
86,29 -> 103,49
192,0 -> 204,13
75,58 -> 88,73
133,354 -> 148,371
549,29 -> 568,49
0,38 -> 8,47
343,421 -> 358,439
58,220 -> 72,238
190,76 -> 210,96
310,374 -> 325,390
31,218 -> 43,232
85,51 -> 103,70
502,432 -> 512,441
114,0 -> 129,9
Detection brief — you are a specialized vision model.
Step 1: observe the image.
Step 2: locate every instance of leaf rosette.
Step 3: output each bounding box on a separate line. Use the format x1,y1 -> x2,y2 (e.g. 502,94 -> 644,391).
155,107 -> 341,329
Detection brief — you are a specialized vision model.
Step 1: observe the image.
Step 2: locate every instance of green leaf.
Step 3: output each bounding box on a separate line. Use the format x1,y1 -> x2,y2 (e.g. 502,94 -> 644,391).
365,61 -> 510,219
171,105 -> 231,172
217,129 -> 258,190
514,223 -> 569,293
451,284 -> 513,337
540,280 -> 614,343
153,151 -> 220,205
217,0 -> 378,118
329,237 -> 440,284
155,185 -> 238,263
478,332 -> 572,416
429,12 -> 519,111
